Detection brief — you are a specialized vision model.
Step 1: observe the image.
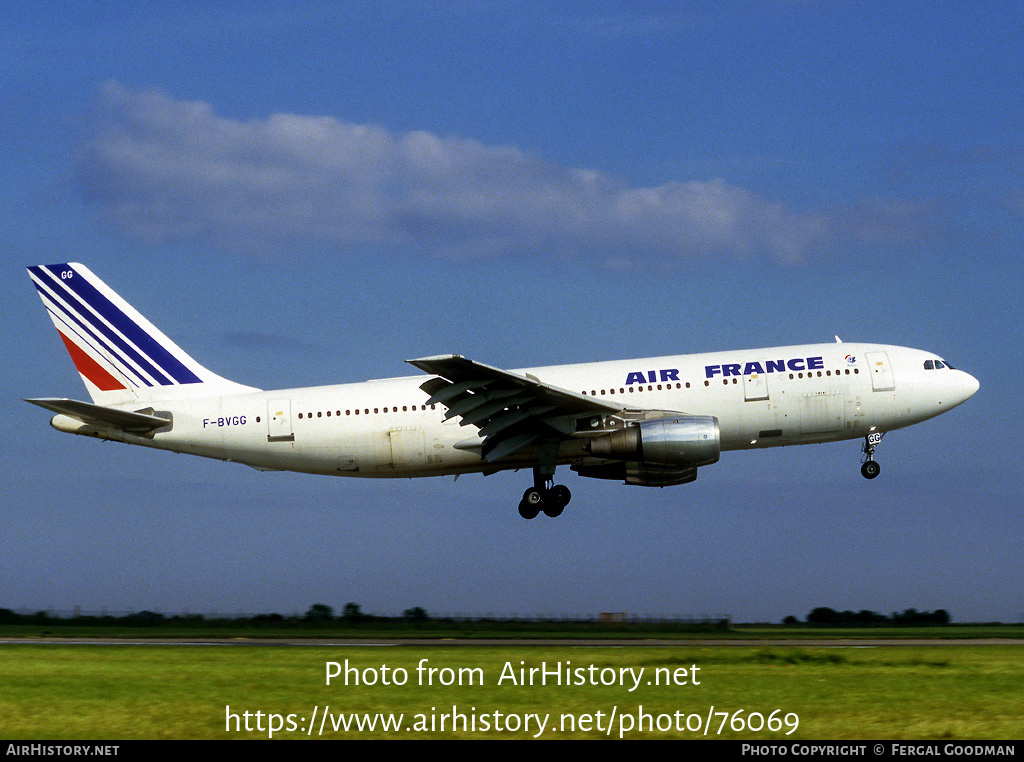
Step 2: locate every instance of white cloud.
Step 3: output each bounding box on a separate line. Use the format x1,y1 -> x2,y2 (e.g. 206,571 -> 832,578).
78,82 -> 845,264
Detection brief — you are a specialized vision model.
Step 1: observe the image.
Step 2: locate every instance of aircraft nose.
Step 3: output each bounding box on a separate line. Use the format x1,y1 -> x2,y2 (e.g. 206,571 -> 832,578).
951,370 -> 980,406
962,371 -> 980,400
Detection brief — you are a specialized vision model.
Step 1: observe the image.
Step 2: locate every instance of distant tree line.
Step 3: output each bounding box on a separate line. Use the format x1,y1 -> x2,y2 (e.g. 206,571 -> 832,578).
0,606 -> 729,632
0,604 -> 431,627
784,607 -> 951,626
3,605 -> 959,629
302,603 -> 429,623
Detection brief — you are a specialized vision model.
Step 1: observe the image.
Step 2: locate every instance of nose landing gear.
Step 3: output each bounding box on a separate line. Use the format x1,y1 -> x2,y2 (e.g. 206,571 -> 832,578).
860,432 -> 883,479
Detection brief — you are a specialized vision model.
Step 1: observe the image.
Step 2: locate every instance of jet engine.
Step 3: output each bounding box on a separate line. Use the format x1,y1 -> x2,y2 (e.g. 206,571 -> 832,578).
575,415 -> 720,486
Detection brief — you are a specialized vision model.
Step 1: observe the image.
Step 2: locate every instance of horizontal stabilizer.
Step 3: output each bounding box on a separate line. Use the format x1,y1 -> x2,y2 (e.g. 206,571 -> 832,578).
24,398 -> 170,434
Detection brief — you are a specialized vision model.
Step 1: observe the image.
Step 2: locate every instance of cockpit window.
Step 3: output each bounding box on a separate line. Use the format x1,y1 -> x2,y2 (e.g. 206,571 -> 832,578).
934,360 -> 945,369
924,360 -> 934,370
925,358 -> 956,370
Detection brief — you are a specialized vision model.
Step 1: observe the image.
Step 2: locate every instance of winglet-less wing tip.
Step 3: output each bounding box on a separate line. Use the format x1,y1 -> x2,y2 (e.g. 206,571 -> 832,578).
407,354 -> 464,366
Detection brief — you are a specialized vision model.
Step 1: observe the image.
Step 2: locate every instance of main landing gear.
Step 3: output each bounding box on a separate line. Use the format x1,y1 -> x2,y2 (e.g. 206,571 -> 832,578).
860,432 -> 883,479
518,466 -> 572,519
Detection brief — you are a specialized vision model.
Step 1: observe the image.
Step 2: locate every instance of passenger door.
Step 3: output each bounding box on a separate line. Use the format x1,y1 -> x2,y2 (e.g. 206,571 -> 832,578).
866,352 -> 895,392
267,399 -> 294,442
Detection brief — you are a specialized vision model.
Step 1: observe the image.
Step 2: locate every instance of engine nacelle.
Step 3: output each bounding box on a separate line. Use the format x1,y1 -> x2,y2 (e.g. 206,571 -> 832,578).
572,461 -> 699,487
587,415 -> 720,468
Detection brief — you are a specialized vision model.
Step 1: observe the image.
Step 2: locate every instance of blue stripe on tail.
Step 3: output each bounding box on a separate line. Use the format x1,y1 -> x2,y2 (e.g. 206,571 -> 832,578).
29,264 -> 202,386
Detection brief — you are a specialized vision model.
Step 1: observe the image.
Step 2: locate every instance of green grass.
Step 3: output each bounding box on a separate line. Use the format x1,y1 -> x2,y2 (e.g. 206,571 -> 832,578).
2,645 -> 1022,739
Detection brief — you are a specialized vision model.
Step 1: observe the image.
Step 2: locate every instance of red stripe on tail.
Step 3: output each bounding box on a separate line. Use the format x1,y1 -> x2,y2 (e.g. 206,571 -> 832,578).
57,332 -> 126,391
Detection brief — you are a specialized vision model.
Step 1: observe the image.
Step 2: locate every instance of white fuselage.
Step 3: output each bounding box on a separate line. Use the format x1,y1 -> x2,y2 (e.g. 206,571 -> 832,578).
55,342 -> 978,480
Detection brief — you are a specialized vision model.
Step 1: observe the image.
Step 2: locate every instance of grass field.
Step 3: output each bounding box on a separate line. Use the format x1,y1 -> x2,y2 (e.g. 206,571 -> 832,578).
2,644 -> 1022,739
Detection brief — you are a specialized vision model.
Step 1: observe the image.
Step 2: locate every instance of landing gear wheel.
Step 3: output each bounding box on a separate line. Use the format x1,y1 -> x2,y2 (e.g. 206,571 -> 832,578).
522,487 -> 544,507
861,461 -> 881,480
519,487 -> 544,519
543,485 -> 571,517
518,500 -> 540,520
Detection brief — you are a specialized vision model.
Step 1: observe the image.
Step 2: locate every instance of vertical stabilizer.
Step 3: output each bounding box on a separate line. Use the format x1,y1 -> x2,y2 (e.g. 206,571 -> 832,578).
27,263 -> 258,405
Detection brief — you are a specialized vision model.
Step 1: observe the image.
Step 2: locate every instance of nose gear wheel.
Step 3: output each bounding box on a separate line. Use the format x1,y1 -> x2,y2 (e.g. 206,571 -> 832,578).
860,432 -> 883,479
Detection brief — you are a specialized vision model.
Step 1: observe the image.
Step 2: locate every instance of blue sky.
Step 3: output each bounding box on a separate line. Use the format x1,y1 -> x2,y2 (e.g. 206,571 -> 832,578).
2,1 -> 1020,622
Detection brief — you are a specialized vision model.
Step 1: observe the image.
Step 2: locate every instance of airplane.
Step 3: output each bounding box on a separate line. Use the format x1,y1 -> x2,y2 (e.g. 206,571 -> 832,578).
26,263 -> 980,519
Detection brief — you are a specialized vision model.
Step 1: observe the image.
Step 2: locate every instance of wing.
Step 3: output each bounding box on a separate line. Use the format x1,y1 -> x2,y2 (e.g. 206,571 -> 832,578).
407,355 -> 624,462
